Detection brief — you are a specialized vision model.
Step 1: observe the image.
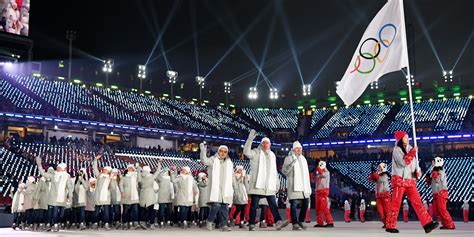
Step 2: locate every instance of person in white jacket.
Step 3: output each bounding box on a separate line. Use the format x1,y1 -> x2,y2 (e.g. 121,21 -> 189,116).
281,141 -> 311,231
199,143 -> 234,232
243,129 -> 289,231
35,156 -> 73,232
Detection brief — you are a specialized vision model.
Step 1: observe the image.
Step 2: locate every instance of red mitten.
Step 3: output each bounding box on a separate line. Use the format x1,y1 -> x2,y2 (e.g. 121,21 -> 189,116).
432,171 -> 439,180
317,167 -> 324,175
369,173 -> 379,182
404,149 -> 416,165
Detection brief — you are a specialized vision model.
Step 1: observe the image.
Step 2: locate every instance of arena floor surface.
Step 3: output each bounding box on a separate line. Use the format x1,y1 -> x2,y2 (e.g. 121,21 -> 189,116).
1,221 -> 473,237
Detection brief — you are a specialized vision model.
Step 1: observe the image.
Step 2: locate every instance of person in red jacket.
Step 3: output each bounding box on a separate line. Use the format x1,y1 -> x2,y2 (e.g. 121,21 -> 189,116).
369,162 -> 390,228
344,200 -> 351,222
313,160 -> 334,228
430,157 -> 455,230
385,131 -> 438,234
462,200 -> 469,223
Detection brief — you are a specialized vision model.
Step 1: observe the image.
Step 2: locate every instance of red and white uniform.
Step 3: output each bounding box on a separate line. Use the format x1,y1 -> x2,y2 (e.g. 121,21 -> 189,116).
430,157 -> 455,229
385,131 -> 433,230
369,163 -> 390,225
344,200 -> 351,222
402,200 -> 409,222
359,199 -> 366,222
315,161 -> 334,226
462,201 -> 469,223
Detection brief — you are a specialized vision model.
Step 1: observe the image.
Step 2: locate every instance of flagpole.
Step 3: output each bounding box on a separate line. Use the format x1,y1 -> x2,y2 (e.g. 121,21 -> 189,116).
400,0 -> 419,166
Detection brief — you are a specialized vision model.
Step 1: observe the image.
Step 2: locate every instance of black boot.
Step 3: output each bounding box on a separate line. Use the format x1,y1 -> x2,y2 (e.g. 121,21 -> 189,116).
385,228 -> 399,233
423,221 -> 439,233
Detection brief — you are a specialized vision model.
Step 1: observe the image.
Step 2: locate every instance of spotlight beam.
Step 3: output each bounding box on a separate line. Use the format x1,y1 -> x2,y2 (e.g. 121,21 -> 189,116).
276,0 -> 305,85
203,3 -> 270,79
452,30 -> 474,71
229,20 -> 345,84
256,13 -> 277,87
309,21 -> 360,85
203,1 -> 274,87
409,1 -> 445,71
145,0 -> 181,66
147,1 -> 251,64
190,0 -> 200,76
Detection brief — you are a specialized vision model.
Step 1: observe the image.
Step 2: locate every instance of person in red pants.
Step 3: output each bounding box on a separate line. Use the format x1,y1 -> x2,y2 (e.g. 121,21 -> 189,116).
430,157 -> 455,230
344,200 -> 351,222
385,131 -> 438,234
313,160 -> 334,228
369,162 -> 391,228
402,199 -> 409,222
359,199 -> 366,223
305,202 -> 311,223
462,200 -> 469,223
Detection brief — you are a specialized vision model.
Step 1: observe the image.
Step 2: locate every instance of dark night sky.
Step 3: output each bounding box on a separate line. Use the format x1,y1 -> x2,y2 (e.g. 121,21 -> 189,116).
27,0 -> 474,107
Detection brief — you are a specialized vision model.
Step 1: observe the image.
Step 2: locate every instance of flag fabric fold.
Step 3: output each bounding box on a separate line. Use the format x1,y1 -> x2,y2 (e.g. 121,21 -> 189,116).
336,0 -> 409,106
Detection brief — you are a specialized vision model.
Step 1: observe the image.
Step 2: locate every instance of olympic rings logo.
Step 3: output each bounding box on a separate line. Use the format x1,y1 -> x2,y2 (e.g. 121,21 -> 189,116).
350,23 -> 397,74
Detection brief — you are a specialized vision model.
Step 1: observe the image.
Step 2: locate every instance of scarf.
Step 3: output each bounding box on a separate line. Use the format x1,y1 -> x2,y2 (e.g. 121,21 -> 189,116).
182,175 -> 194,203
292,154 -> 311,195
99,173 -> 111,202
78,183 -> 86,204
209,156 -> 233,202
126,172 -> 139,201
255,149 -> 277,191
55,171 -> 69,203
18,192 -> 25,211
114,180 -> 121,202
162,176 -> 175,199
236,174 -> 248,200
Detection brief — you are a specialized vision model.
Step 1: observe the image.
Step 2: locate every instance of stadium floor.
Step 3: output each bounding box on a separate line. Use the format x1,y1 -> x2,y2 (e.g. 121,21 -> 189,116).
1,221 -> 472,236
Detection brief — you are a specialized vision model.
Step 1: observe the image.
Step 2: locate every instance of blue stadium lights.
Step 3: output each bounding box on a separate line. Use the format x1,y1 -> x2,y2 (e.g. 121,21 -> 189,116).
0,112 -> 282,145
301,134 -> 472,148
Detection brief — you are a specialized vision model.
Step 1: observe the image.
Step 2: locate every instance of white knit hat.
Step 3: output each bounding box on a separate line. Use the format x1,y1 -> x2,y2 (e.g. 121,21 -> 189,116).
182,166 -> 191,173
104,166 -> 112,172
261,137 -> 271,143
218,145 -> 229,151
127,164 -> 135,169
89,177 -> 97,183
57,163 -> 67,169
111,168 -> 119,173
235,165 -> 244,170
292,141 -> 302,149
143,166 -> 151,172
198,172 -> 207,178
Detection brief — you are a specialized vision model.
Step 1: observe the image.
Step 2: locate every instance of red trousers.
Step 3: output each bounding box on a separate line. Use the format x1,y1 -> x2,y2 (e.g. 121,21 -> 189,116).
433,190 -> 455,228
316,189 -> 334,225
403,210 -> 409,222
386,176 -> 432,229
463,210 -> 469,223
360,210 -> 366,222
264,208 -> 274,225
286,207 -> 291,222
344,210 -> 351,222
376,192 -> 391,224
305,208 -> 311,222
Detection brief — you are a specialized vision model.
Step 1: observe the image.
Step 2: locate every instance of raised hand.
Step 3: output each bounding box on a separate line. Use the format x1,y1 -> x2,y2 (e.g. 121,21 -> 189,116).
199,142 -> 206,151
248,129 -> 257,140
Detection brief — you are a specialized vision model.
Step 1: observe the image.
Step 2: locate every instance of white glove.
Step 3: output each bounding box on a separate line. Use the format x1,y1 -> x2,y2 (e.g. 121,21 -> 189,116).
199,142 -> 206,151
248,129 -> 257,140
